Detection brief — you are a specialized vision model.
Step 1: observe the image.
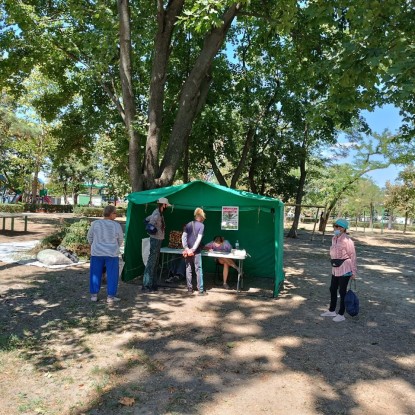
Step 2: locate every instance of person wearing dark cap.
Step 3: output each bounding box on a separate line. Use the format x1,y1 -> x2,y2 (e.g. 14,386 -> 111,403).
321,218 -> 357,322
142,197 -> 171,292
182,207 -> 206,295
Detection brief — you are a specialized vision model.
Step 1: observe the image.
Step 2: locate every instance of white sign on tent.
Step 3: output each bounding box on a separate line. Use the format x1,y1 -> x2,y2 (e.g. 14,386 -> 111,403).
221,206 -> 239,230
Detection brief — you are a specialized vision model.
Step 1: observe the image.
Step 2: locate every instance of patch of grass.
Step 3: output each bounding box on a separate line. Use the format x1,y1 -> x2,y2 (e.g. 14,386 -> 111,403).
92,373 -> 111,395
17,395 -> 46,414
124,349 -> 164,373
0,334 -> 34,351
90,365 -> 107,376
62,376 -> 75,384
165,393 -> 189,413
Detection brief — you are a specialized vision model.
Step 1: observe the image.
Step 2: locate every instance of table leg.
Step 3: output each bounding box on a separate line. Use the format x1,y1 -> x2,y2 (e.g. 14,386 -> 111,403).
159,252 -> 164,283
11,217 -> 14,232
240,260 -> 244,289
2,217 -> 5,231
237,259 -> 244,292
24,215 -> 28,232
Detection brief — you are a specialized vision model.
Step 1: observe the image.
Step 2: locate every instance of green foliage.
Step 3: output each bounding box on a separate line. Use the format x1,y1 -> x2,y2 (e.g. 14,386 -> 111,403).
61,219 -> 90,247
385,165 -> 415,218
73,206 -> 126,217
23,204 -> 73,213
1,0 -> 414,197
39,226 -> 67,249
39,219 -> 91,257
0,203 -> 25,213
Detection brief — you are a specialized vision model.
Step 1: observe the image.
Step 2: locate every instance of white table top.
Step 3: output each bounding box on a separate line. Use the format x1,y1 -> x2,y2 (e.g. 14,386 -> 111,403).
160,247 -> 247,260
0,213 -> 28,217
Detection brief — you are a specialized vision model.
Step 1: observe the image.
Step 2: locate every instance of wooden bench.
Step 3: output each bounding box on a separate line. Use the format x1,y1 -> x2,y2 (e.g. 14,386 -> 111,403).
0,213 -> 29,233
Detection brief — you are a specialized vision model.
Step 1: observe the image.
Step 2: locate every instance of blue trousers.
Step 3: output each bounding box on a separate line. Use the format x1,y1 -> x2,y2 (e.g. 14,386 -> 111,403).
143,237 -> 162,288
185,253 -> 204,292
90,256 -> 119,296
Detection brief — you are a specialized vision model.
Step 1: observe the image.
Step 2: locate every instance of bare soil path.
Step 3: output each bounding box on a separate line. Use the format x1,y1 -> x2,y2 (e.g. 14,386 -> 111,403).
0,215 -> 414,415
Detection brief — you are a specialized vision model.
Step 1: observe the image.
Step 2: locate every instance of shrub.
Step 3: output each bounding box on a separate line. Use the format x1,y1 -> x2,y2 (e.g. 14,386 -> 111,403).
73,206 -> 126,217
38,219 -> 91,258
0,203 -> 25,213
61,220 -> 91,257
23,204 -> 73,213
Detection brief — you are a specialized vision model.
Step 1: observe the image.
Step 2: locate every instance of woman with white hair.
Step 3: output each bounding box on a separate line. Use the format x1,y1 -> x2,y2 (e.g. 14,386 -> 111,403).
142,197 -> 171,292
182,207 -> 206,295
87,205 -> 124,303
321,218 -> 357,322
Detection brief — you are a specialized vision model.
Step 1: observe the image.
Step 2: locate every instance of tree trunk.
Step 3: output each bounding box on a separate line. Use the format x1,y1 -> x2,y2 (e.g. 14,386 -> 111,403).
287,127 -> 308,238
143,0 -> 185,189
248,135 -> 259,194
117,0 -> 142,192
319,210 -> 330,231
62,180 -> 68,204
32,170 -> 39,205
156,3 -> 241,187
286,159 -> 307,238
183,137 -> 190,183
369,202 -> 374,228
89,180 -> 94,205
230,126 -> 255,189
209,150 -> 228,187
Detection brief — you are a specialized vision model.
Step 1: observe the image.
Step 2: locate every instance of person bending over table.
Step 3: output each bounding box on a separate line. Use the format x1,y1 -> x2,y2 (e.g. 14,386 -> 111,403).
204,236 -> 239,290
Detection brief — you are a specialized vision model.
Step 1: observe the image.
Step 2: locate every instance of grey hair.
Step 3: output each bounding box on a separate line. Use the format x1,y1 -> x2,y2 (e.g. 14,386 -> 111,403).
103,205 -> 116,217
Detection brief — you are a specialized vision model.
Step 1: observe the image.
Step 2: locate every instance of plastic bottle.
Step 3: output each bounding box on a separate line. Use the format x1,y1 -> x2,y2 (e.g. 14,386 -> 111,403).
235,240 -> 239,249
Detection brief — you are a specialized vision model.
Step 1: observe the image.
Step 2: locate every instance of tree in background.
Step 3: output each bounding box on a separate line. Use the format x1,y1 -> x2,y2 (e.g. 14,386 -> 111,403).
341,179 -> 383,227
0,90 -> 56,202
1,0 -> 414,194
385,166 -> 415,233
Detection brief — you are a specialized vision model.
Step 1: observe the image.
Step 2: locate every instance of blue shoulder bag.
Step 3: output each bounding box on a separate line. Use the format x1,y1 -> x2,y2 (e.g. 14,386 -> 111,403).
345,280 -> 359,317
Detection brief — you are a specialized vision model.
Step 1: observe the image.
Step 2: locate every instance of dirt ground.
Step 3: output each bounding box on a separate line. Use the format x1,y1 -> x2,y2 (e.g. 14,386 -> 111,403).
0,215 -> 414,415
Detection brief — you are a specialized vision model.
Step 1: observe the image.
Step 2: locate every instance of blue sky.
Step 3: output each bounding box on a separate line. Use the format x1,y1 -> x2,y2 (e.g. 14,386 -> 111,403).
360,104 -> 402,187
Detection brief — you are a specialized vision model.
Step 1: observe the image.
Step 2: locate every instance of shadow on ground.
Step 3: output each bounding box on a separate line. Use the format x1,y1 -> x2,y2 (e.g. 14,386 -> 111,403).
0,229 -> 414,415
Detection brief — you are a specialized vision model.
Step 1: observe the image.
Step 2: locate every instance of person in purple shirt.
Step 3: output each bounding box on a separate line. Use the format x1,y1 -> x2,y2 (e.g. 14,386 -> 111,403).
182,207 -> 206,295
204,236 -> 239,289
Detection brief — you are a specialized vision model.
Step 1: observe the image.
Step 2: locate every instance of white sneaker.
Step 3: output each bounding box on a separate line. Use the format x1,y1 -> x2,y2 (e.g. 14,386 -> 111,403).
320,310 -> 337,317
333,314 -> 346,322
91,295 -> 98,302
107,296 -> 121,304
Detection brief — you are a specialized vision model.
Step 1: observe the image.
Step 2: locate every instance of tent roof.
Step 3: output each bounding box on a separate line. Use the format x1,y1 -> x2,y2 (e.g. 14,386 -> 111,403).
127,180 -> 283,211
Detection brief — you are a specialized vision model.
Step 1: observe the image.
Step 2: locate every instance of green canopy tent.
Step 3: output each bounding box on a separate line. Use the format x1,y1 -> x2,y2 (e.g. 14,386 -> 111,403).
121,180 -> 285,297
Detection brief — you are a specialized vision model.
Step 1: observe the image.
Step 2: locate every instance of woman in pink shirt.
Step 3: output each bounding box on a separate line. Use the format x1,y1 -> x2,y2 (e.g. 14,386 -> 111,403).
321,218 -> 357,322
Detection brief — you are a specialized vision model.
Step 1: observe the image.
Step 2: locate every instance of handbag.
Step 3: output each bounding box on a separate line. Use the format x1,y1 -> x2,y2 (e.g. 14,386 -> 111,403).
144,219 -> 157,235
345,280 -> 359,316
330,258 -> 346,267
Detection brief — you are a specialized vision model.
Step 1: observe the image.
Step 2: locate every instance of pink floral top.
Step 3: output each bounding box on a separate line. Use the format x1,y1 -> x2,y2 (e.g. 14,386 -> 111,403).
330,233 -> 357,277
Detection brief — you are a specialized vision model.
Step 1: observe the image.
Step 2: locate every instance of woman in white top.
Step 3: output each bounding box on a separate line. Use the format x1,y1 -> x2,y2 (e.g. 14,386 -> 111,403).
87,205 -> 124,303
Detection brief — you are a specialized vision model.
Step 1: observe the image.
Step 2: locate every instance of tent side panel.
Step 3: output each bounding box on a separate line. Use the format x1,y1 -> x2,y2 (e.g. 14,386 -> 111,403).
236,209 -> 275,278
273,203 -> 285,297
122,203 -> 147,282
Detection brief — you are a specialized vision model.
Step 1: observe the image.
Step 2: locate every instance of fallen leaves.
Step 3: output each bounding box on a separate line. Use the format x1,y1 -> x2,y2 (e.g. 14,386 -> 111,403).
118,396 -> 135,406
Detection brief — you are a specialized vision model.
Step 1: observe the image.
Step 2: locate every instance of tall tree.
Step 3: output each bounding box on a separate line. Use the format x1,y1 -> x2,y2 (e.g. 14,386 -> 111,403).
1,0 -> 414,193
385,166 -> 415,233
